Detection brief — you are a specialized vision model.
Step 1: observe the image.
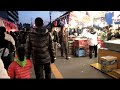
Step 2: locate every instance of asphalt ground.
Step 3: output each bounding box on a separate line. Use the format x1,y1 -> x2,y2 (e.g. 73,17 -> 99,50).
30,50 -> 111,79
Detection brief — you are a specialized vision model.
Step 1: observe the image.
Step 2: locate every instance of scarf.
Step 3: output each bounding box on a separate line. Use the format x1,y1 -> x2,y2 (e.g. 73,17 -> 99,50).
16,57 -> 26,67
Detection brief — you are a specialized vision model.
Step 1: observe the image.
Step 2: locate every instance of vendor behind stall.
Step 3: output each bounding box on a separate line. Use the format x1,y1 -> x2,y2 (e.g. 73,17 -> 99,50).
100,28 -> 107,42
50,27 -> 59,57
82,27 -> 98,59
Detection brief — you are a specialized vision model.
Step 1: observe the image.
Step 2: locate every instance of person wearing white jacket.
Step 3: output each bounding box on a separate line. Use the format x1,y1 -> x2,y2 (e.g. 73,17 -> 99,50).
5,32 -> 15,46
0,58 -> 10,79
82,27 -> 98,59
0,26 -> 16,62
0,26 -> 15,46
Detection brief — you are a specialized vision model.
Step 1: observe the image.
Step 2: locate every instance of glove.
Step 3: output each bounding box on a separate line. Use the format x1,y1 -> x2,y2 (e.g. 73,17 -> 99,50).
51,58 -> 56,63
57,43 -> 61,48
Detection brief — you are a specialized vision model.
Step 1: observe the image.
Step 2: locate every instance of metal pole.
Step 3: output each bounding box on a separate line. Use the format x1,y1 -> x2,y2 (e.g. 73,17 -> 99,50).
31,18 -> 33,28
49,11 -> 52,31
49,11 -> 52,23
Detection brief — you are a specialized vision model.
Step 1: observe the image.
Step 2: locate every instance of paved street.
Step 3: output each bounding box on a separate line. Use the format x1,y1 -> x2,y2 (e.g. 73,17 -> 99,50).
30,50 -> 112,79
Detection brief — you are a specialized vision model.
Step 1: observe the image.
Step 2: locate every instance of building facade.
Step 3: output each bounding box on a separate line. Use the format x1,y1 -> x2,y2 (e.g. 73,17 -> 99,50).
0,11 -> 19,24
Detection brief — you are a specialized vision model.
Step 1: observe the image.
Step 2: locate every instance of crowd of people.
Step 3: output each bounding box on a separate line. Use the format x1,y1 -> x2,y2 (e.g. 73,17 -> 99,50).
1,16 -> 120,79
0,17 -> 72,79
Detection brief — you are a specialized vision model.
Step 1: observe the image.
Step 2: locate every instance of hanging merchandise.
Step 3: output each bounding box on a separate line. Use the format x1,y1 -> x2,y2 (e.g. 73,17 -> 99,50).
105,12 -> 114,25
64,19 -> 68,28
113,16 -> 120,24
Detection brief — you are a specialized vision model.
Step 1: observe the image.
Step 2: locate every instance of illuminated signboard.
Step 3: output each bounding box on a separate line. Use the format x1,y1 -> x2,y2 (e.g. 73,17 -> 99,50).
0,18 -> 18,32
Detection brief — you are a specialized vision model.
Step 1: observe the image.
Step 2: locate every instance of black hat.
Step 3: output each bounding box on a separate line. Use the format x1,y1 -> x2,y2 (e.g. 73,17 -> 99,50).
0,26 -> 6,33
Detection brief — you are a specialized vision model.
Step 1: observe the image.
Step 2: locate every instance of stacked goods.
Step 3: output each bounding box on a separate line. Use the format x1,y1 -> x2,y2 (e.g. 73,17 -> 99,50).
84,47 -> 89,56
82,39 -> 89,56
73,38 -> 89,56
97,38 -> 104,48
100,56 -> 118,73
112,69 -> 120,79
75,48 -> 86,57
68,41 -> 74,55
73,39 -> 88,48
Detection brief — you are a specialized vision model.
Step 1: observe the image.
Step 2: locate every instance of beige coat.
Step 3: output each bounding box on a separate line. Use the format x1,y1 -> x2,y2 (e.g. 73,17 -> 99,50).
0,58 -> 10,79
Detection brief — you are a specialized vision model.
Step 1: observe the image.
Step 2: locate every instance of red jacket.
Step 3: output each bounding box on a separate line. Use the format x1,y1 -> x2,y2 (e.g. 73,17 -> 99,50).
8,59 -> 32,79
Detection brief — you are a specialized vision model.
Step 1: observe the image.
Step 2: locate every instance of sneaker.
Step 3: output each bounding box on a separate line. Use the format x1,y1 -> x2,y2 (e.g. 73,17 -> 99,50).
66,57 -> 71,60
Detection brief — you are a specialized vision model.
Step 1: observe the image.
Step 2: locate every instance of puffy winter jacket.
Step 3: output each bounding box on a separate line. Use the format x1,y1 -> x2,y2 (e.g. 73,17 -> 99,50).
26,27 -> 55,64
8,59 -> 32,79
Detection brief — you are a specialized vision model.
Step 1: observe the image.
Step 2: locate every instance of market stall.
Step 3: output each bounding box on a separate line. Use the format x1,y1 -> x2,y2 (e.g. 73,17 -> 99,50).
68,34 -> 104,57
55,11 -> 105,57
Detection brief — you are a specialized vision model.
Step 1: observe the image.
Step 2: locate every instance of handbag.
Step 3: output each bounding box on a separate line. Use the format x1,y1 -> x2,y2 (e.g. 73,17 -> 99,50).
1,47 -> 6,59
1,47 -> 12,70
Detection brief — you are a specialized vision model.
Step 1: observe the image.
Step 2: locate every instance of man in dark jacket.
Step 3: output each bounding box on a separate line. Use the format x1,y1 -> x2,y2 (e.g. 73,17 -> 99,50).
26,17 -> 56,79
58,25 -> 71,60
50,27 -> 59,57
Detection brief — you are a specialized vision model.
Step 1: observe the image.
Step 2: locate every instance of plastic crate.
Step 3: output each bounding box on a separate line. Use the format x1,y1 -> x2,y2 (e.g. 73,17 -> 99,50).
75,48 -> 86,57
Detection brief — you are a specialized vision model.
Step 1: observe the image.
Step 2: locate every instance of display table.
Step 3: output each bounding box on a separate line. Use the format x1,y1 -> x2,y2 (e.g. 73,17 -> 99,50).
104,39 -> 120,52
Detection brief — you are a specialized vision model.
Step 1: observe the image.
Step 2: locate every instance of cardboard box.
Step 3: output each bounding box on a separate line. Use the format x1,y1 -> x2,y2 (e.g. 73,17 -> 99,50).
101,63 -> 118,73
100,56 -> 118,73
100,56 -> 117,65
112,69 -> 120,79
